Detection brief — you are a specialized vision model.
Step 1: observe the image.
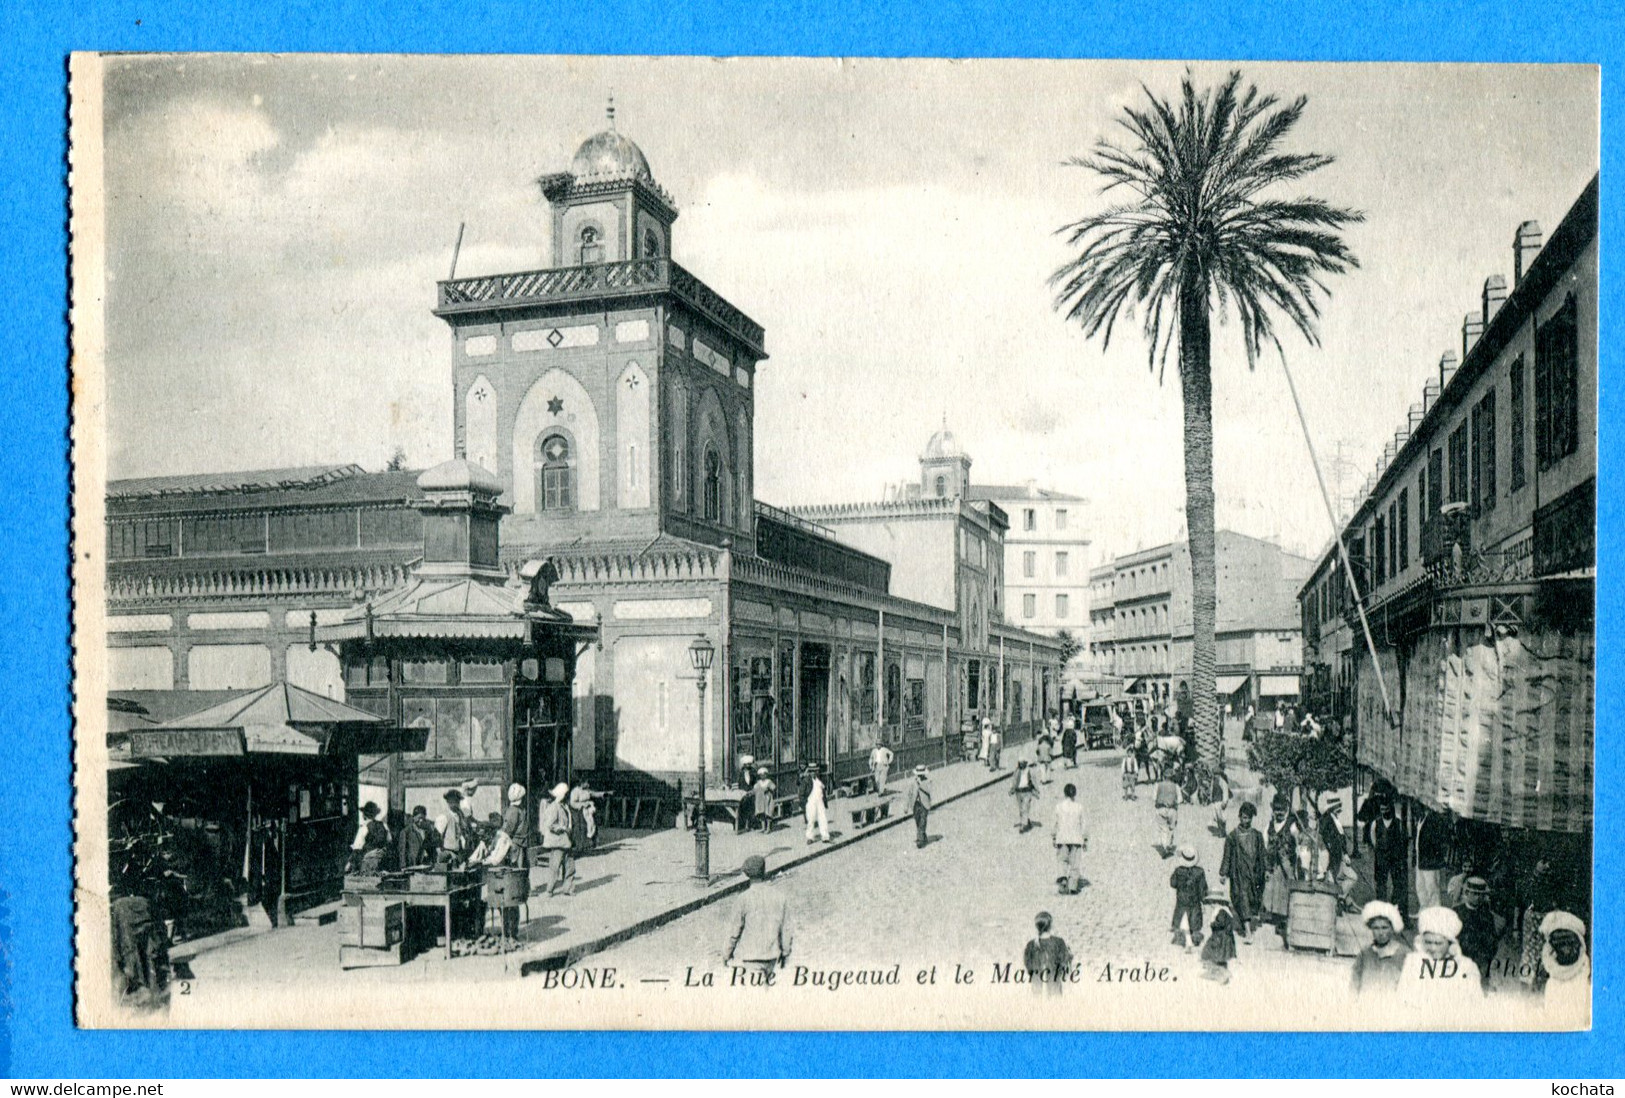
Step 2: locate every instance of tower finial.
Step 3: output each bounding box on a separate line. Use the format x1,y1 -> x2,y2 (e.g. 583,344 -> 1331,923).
607,93 -> 616,130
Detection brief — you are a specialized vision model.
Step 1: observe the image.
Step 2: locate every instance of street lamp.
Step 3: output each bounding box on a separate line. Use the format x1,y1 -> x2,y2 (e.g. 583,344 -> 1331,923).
688,636 -> 715,883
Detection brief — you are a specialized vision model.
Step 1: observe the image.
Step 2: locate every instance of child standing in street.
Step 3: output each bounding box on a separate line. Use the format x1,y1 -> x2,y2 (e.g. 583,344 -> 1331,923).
1120,739 -> 1138,800
1202,906 -> 1238,983
1169,845 -> 1209,951
752,769 -> 777,833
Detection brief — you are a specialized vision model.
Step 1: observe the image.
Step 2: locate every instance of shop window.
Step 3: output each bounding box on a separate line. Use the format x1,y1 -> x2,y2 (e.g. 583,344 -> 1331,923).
884,661 -> 902,727
401,659 -> 449,684
858,651 -> 877,724
537,434 -> 575,512
469,697 -> 504,759
778,641 -> 797,762
1535,293 -> 1580,472
460,660 -> 506,684
434,698 -> 471,759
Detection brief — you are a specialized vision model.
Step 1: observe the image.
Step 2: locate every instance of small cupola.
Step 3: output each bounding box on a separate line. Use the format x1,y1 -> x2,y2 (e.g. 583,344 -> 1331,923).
414,459 -> 509,578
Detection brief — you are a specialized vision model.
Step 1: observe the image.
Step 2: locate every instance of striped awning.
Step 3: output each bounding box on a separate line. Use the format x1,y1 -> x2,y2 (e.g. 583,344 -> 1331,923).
1258,675 -> 1300,696
1357,630 -> 1593,833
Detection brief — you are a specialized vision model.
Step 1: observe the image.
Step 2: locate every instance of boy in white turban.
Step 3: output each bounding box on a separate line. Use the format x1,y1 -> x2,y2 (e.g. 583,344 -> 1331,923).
1400,906 -> 1484,1009
1350,900 -> 1410,996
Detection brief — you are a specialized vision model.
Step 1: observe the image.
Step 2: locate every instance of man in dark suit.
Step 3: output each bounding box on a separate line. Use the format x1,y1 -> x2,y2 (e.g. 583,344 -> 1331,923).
1371,799 -> 1408,908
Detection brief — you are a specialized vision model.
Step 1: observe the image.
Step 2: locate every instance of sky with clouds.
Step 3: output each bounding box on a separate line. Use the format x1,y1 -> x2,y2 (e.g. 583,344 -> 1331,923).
96,55 -> 1596,564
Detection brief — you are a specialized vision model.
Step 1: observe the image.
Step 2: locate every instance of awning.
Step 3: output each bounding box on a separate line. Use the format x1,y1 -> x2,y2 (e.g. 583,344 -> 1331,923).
1122,677 -> 1146,693
1214,675 -> 1248,695
1258,675 -> 1301,696
136,681 -> 428,758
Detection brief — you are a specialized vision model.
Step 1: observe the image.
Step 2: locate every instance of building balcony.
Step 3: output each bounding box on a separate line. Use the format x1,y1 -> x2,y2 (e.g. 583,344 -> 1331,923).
435,257 -> 766,357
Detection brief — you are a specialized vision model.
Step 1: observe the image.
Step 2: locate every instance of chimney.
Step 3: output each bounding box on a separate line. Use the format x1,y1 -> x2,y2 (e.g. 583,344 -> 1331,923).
1422,378 -> 1441,414
1483,274 -> 1509,325
1408,401 -> 1425,432
1514,220 -> 1543,285
1439,350 -> 1459,391
1462,312 -> 1484,360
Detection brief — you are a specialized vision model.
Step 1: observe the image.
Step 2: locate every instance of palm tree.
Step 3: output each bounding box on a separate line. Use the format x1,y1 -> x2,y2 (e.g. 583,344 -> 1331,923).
1050,71 -> 1361,769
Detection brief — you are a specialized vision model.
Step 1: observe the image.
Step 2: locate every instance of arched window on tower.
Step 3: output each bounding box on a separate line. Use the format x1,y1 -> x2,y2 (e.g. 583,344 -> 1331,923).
537,433 -> 575,512
578,225 -> 604,265
644,229 -> 661,258
703,447 -> 722,522
934,474 -> 947,498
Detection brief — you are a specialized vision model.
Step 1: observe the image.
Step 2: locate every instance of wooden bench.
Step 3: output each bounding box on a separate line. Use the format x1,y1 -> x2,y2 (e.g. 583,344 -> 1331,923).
843,793 -> 895,830
603,794 -> 665,829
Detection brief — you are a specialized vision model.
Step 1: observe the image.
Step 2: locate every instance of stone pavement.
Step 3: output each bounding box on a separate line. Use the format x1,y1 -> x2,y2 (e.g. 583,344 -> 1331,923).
594,734 -> 1350,998
173,745 -> 1035,1001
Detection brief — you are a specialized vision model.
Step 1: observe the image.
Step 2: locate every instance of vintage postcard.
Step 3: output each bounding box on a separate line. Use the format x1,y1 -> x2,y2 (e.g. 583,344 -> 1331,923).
70,54 -> 1597,1029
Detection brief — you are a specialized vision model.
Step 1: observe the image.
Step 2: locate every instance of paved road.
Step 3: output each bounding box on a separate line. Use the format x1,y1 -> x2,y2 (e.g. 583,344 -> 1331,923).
595,749 -> 1327,983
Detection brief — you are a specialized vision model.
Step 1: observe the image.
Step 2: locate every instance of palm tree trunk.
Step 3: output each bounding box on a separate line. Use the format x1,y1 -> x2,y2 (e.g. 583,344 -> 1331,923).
1178,279 -> 1221,770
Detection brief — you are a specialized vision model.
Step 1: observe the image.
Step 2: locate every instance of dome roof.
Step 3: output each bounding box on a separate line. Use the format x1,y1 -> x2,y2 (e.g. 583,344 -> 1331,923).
923,429 -> 968,461
571,130 -> 653,182
417,459 -> 503,495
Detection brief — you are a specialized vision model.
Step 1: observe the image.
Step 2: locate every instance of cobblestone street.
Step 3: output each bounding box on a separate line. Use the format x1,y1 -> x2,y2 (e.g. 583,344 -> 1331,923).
594,742 -> 1353,1004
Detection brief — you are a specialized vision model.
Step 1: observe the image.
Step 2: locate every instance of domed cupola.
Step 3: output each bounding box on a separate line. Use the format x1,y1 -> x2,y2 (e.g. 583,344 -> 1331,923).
920,421 -> 972,499
539,98 -> 678,268
570,129 -> 654,183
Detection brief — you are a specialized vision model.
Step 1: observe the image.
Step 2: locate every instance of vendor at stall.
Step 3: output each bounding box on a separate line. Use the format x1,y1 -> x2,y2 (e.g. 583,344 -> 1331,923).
435,788 -> 473,866
348,802 -> 391,873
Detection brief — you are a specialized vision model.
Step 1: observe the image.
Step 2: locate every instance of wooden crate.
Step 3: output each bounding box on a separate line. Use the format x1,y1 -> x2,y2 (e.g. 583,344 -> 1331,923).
338,895 -> 404,949
1286,887 -> 1337,952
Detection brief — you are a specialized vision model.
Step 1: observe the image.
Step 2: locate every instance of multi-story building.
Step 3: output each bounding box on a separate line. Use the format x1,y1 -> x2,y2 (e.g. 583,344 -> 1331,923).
105,118 -> 1065,814
872,429 -> 1093,690
1086,530 -> 1313,711
967,478 -> 1090,684
1298,177 -> 1595,851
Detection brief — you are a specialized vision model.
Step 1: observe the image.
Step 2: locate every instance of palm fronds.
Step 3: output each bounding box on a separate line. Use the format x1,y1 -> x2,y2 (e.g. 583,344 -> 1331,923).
1051,70 -> 1362,376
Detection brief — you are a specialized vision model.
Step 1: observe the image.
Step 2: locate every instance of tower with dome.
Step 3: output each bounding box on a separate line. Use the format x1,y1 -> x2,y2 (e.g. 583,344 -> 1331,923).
435,107 -> 766,553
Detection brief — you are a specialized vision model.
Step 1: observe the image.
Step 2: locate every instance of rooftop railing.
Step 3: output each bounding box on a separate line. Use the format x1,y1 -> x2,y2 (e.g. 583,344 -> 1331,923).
436,257 -> 766,353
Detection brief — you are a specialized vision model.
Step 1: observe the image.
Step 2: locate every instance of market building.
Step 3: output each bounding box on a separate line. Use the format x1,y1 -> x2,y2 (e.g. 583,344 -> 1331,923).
1086,530 -> 1313,711
432,120 -> 1063,795
105,116 -> 1065,817
1297,176 -> 1595,903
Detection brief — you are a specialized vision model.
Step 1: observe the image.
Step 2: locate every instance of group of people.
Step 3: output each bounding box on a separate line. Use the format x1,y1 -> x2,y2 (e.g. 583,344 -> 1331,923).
1348,900 -> 1590,1011
347,778 -> 604,905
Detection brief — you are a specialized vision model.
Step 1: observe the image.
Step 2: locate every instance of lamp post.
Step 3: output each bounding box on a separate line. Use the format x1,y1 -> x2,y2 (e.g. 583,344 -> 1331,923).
689,636 -> 715,883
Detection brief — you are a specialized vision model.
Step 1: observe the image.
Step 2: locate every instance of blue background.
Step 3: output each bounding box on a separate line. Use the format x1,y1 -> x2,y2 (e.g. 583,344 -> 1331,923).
4,0 -> 1620,1078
